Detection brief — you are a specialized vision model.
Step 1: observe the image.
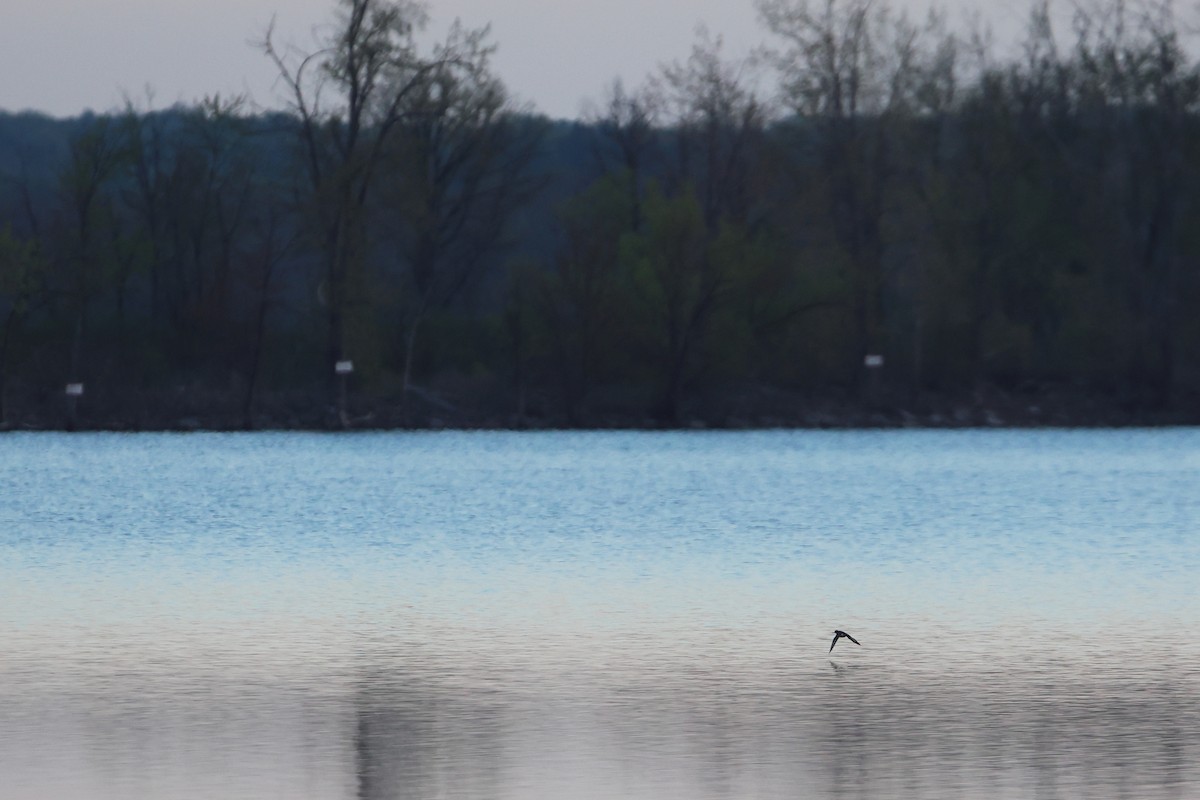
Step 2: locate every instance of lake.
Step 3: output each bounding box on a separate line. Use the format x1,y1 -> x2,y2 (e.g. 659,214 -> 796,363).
1,429 -> 1198,799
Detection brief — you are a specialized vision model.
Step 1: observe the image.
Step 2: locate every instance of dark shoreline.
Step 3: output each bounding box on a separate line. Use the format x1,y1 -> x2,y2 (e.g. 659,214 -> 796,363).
3,383 -> 1197,432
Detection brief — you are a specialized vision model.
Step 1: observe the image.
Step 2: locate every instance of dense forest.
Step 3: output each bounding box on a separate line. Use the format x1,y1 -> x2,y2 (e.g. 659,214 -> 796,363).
2,0 -> 1199,430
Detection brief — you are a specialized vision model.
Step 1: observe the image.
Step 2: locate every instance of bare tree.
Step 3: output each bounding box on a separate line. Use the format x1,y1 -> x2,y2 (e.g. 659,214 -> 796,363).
632,29 -> 769,422
260,0 -> 481,425
1068,0 -> 1200,405
758,0 -> 939,390
376,22 -> 541,412
586,78 -> 660,232
655,27 -> 768,232
119,93 -> 170,325
57,117 -> 127,425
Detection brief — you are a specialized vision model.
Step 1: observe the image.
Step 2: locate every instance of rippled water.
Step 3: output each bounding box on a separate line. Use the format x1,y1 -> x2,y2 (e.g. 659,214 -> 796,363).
1,430 -> 1198,799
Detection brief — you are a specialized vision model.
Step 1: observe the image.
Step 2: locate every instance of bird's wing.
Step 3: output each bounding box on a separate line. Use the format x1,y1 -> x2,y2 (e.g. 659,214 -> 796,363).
845,633 -> 861,646
829,633 -> 838,652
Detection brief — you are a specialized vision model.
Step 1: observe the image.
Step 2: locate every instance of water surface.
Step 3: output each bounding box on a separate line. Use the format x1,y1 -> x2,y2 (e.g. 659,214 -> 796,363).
2,430 -> 1198,799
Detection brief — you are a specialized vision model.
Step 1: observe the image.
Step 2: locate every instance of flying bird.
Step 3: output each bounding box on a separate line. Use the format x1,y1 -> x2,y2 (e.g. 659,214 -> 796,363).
829,629 -> 861,652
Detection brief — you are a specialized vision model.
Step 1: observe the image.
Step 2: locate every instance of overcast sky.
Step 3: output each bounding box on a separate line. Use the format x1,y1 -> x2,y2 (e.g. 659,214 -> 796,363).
2,0 -> 1032,120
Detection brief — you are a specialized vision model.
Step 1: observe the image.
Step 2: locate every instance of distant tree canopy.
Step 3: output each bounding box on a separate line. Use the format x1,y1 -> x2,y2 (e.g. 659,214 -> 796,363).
1,0 -> 1199,429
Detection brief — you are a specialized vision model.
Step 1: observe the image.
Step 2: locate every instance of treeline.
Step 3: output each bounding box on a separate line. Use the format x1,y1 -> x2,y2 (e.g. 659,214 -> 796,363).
2,0 -> 1199,430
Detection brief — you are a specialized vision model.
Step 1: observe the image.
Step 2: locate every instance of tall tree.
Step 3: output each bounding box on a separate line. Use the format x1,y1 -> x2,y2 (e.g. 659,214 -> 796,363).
261,0 -> 483,425
655,27 -> 767,232
376,22 -> 540,410
1068,0 -> 1200,405
758,0 -> 931,389
56,117 -> 127,423
586,78 -> 660,232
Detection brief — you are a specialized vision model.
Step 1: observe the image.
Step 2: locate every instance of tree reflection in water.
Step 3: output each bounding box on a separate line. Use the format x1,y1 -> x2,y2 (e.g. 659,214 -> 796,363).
344,630 -> 1196,800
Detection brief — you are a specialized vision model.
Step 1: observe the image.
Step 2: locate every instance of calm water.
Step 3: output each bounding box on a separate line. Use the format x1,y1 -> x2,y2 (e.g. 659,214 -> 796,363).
1,429 -> 1198,799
